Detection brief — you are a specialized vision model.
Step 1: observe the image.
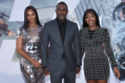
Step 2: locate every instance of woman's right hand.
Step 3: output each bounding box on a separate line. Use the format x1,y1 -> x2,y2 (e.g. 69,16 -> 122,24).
31,59 -> 41,68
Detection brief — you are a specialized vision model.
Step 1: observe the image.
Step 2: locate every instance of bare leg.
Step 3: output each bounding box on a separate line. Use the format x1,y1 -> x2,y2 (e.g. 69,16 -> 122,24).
87,80 -> 97,83
97,80 -> 107,83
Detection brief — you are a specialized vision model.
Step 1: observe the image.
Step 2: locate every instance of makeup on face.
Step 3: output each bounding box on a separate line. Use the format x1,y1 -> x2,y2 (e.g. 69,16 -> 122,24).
27,9 -> 36,24
85,12 -> 98,31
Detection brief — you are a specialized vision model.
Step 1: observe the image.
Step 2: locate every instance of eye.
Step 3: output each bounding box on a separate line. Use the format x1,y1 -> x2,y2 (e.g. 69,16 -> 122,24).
85,16 -> 88,19
27,14 -> 30,16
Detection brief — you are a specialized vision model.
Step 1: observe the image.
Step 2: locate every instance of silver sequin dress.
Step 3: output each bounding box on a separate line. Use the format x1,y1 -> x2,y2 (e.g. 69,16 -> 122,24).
17,26 -> 44,83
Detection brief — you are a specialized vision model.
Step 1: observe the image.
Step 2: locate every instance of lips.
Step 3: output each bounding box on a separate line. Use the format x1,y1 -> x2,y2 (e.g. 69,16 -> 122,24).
88,20 -> 95,25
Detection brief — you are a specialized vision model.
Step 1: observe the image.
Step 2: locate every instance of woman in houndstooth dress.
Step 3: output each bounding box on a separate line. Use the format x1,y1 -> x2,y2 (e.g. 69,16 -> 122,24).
80,9 -> 120,83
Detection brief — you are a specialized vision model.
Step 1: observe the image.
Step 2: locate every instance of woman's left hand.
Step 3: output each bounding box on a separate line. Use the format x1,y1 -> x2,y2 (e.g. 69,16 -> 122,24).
114,67 -> 120,78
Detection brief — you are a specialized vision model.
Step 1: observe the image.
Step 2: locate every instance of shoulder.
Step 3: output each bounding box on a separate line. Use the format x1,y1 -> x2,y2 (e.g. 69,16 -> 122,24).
79,28 -> 88,39
98,28 -> 109,34
44,20 -> 56,26
17,26 -> 25,38
98,28 -> 110,38
43,20 -> 56,31
67,20 -> 77,26
99,27 -> 108,31
37,25 -> 43,33
67,20 -> 79,31
80,27 -> 88,34
18,26 -> 25,34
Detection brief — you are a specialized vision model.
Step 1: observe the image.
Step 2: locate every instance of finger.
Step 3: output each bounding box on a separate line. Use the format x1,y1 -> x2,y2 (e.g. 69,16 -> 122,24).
76,70 -> 80,74
45,72 -> 50,76
116,72 -> 120,78
118,72 -> 120,78
76,71 -> 80,74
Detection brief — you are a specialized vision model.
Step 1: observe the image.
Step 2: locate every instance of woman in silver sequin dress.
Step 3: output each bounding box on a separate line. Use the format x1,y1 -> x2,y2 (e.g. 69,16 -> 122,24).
80,9 -> 120,83
16,6 -> 44,83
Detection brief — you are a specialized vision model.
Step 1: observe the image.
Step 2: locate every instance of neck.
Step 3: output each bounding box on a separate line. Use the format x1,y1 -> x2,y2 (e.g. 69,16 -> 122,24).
88,25 -> 98,31
28,22 -> 38,28
57,18 -> 66,23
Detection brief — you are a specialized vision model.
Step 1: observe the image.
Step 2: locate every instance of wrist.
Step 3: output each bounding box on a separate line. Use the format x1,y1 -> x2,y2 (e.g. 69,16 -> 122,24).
76,65 -> 81,68
42,65 -> 47,69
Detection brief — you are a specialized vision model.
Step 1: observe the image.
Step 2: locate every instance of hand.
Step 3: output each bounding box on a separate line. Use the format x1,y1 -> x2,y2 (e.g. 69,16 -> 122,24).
114,67 -> 120,78
76,67 -> 81,74
43,67 -> 50,76
31,59 -> 41,68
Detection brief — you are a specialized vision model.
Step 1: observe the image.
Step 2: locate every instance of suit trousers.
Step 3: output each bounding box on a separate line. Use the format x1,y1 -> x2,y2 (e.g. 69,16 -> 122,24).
50,70 -> 76,83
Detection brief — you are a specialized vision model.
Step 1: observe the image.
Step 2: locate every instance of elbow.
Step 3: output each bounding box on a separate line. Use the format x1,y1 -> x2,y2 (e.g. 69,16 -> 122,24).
16,47 -> 22,55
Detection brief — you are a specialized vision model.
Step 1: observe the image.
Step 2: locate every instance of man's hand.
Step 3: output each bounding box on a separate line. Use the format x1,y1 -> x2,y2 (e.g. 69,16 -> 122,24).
114,67 -> 120,78
43,66 -> 50,76
76,67 -> 81,74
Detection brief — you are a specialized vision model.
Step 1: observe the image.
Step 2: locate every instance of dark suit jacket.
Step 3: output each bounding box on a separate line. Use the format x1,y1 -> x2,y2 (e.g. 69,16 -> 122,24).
40,19 -> 81,73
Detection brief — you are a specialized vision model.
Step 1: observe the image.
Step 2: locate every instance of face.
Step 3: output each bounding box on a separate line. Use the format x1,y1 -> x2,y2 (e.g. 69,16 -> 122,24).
26,9 -> 36,24
56,4 -> 68,21
85,12 -> 97,28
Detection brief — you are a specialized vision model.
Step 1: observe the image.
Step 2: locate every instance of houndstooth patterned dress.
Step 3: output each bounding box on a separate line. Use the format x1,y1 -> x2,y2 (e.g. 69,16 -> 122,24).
80,27 -> 117,80
17,26 -> 44,83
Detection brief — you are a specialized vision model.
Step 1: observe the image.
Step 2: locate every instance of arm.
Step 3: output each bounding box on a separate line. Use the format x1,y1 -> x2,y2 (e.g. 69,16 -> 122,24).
16,36 -> 33,62
103,29 -> 117,68
73,24 -> 82,67
104,29 -> 120,78
16,34 -> 40,68
80,29 -> 85,56
40,23 -> 49,68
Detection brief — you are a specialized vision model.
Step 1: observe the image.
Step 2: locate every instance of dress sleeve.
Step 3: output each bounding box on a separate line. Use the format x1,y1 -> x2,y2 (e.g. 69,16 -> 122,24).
16,28 -> 24,38
103,29 -> 117,68
80,29 -> 85,56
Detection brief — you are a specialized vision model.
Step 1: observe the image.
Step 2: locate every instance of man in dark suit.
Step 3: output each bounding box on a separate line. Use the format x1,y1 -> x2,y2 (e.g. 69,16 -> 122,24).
40,2 -> 81,83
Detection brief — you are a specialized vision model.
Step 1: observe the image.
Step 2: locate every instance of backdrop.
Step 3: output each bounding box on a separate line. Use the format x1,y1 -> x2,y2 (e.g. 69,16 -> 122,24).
0,0 -> 125,83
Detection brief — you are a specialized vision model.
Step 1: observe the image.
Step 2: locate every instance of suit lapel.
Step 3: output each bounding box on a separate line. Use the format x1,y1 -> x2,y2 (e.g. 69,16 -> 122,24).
53,19 -> 63,46
64,20 -> 70,45
53,19 -> 70,46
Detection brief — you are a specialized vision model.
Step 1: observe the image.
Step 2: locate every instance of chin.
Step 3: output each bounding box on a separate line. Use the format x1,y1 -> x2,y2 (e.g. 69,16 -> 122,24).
89,24 -> 95,27
59,18 -> 65,20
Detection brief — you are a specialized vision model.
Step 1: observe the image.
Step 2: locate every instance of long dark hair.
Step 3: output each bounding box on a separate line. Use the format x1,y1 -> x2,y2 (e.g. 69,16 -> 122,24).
82,9 -> 100,28
22,5 -> 41,30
